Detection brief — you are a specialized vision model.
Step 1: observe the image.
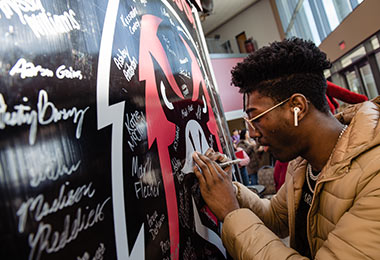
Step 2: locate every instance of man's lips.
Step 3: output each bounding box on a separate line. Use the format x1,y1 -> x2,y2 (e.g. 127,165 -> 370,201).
257,139 -> 269,147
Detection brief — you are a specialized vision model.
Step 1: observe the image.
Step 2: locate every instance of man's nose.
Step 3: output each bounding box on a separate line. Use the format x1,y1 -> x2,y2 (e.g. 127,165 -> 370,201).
248,127 -> 261,139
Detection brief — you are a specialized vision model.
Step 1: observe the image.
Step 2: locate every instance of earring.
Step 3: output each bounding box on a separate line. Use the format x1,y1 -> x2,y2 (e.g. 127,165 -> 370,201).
293,107 -> 300,126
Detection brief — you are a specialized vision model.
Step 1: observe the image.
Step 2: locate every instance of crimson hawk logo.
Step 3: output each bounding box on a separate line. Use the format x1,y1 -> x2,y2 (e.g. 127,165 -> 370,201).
139,14 -> 225,259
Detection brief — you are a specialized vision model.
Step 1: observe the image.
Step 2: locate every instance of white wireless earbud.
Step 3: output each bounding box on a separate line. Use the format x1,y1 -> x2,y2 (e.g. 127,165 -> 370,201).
293,107 -> 300,126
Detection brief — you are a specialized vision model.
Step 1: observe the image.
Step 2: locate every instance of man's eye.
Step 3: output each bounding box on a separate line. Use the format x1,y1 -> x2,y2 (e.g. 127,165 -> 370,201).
252,116 -> 261,123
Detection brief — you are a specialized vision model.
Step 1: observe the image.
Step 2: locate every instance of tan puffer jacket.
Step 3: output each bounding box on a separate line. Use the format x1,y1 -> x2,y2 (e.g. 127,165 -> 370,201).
222,96 -> 380,259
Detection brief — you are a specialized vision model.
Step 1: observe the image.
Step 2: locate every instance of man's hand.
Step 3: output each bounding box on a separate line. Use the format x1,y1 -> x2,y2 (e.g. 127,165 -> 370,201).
192,150 -> 240,222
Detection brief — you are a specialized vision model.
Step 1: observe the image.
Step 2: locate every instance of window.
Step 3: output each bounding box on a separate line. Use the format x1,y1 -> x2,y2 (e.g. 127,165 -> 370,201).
275,0 -> 364,44
340,46 -> 366,68
330,33 -> 380,99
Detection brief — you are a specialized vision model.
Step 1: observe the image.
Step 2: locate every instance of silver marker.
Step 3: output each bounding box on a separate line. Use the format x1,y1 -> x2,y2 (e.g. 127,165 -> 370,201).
218,159 -> 242,168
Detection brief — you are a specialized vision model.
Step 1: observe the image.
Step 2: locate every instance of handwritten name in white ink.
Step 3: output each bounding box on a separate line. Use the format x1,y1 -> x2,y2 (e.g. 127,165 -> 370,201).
196,105 -> 202,120
56,65 -> 83,80
132,156 -> 152,179
0,89 -> 89,145
162,34 -> 177,57
173,155 -> 187,185
178,190 -> 190,229
147,211 -> 158,227
29,159 -> 81,188
173,126 -> 180,152
120,6 -> 140,35
16,181 -> 95,233
0,1 -> 80,38
147,211 -> 165,240
181,104 -> 194,119
77,243 -> 106,260
160,6 -> 175,26
125,110 -> 146,152
179,69 -> 191,79
171,157 -> 181,173
10,58 -> 83,80
113,46 -> 137,82
0,0 -> 45,22
9,58 -> 54,78
27,197 -> 110,260
134,180 -> 160,199
160,239 -> 170,255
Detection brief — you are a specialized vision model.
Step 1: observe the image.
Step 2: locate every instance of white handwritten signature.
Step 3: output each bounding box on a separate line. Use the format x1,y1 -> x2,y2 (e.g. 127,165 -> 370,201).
113,46 -> 137,82
27,197 -> 110,260
29,160 -> 81,188
10,58 -> 83,80
16,180 -> 95,233
125,110 -> 146,152
0,0 -> 80,38
0,89 -> 89,145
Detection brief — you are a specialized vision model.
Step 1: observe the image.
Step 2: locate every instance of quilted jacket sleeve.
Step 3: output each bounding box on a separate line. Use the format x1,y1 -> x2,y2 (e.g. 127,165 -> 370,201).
233,181 -> 289,237
221,182 -> 305,259
222,208 -> 306,260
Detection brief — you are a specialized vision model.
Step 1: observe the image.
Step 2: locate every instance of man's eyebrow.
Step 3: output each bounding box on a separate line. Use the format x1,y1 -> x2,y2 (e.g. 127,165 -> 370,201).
244,107 -> 256,114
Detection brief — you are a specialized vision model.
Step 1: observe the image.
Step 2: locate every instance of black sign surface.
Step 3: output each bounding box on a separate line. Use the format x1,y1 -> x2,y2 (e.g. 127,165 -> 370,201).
0,0 -> 234,259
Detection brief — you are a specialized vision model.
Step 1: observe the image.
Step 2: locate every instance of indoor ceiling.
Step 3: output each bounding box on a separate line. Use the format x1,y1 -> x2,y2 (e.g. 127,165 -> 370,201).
200,0 -> 259,35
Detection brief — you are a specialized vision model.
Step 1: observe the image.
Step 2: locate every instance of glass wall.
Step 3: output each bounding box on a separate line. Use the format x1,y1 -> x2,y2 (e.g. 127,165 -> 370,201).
276,0 -> 363,45
325,33 -> 380,99
276,0 -> 380,100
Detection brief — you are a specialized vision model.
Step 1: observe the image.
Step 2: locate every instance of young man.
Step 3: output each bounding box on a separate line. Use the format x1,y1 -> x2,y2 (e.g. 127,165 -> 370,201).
192,38 -> 380,259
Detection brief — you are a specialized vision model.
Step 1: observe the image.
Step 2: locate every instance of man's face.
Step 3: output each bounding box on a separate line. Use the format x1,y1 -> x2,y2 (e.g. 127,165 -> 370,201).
245,91 -> 300,162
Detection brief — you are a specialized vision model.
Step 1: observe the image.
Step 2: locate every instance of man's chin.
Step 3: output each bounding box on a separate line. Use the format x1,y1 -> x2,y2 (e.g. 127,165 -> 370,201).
270,149 -> 294,163
276,157 -> 290,163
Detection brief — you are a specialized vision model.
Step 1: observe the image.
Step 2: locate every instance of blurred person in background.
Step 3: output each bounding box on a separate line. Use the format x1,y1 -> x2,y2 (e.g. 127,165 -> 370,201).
237,129 -> 262,185
231,129 -> 240,148
235,143 -> 250,186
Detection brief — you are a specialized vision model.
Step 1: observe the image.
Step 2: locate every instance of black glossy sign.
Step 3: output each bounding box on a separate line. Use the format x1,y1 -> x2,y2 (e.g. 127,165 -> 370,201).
0,0 -> 234,259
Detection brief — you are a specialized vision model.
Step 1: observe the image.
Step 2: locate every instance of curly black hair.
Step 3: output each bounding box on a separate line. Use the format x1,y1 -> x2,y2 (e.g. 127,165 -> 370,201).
231,37 -> 332,113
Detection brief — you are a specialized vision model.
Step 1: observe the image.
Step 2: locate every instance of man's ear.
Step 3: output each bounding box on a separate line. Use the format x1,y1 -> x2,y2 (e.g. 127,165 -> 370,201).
289,94 -> 308,126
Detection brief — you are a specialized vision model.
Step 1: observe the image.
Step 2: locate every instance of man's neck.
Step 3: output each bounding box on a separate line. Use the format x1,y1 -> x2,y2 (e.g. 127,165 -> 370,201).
302,115 -> 345,172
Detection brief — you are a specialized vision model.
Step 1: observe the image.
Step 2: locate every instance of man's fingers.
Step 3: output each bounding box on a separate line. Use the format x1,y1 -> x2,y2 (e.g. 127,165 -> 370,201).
216,153 -> 228,163
215,163 -> 232,176
193,163 -> 205,185
193,152 -> 220,183
204,150 -> 229,164
204,148 -> 215,156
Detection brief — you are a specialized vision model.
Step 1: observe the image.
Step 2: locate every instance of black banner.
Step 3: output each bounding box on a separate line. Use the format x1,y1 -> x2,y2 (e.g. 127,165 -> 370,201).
0,0 -> 234,259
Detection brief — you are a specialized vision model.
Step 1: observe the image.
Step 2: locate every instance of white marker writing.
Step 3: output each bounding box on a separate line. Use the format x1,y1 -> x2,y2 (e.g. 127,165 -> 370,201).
29,159 -> 81,188
113,46 -> 137,82
16,181 -> 95,233
56,65 -> 83,80
9,58 -> 83,80
134,180 -> 160,199
131,156 -> 152,179
9,58 -> 54,79
0,90 -> 89,145
125,110 -> 145,151
27,197 -> 110,260
0,0 -> 45,23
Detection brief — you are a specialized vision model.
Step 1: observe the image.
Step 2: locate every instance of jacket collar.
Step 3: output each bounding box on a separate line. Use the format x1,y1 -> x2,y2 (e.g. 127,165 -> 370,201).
323,97 -> 380,178
288,97 -> 380,180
